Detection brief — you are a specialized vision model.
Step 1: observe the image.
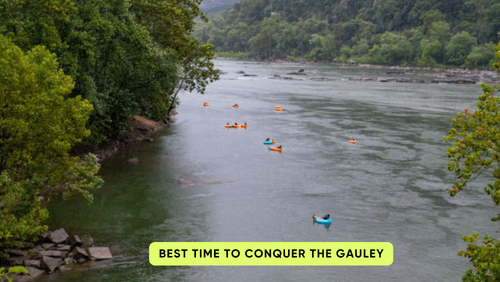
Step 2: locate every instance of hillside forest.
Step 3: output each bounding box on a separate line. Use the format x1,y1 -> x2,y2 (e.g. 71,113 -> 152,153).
193,0 -> 500,68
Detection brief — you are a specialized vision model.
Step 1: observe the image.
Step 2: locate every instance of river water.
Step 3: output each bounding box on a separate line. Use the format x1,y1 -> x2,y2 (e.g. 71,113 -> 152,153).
40,60 -> 498,282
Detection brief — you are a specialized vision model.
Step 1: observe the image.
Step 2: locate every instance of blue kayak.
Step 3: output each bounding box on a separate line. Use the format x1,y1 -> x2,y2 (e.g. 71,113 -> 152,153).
315,218 -> 332,224
263,140 -> 274,144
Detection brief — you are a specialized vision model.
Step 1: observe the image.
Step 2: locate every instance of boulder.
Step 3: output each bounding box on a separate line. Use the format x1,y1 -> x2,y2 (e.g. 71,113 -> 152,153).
42,243 -> 56,249
4,249 -> 28,257
56,244 -> 71,251
64,257 -> 77,265
24,259 -> 41,268
25,266 -> 45,278
39,250 -> 63,258
72,247 -> 89,260
69,235 -> 82,247
48,228 -> 69,244
8,256 -> 25,266
41,256 -> 62,273
80,235 -> 94,249
88,247 -> 113,260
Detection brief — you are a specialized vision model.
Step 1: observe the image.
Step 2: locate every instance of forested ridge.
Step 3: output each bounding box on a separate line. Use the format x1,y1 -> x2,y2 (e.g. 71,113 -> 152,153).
194,0 -> 500,68
0,0 -> 218,249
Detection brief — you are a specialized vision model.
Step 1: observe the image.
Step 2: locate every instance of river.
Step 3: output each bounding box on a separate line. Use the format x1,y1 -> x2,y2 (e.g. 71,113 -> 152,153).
40,59 -> 498,281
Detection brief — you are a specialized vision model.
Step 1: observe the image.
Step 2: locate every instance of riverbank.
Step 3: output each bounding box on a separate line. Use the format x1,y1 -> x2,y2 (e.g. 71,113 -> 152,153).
216,57 -> 500,85
71,112 -> 177,162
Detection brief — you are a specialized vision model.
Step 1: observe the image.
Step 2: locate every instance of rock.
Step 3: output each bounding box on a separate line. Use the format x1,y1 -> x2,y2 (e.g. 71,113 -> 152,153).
49,228 -> 69,244
77,258 -> 87,263
39,251 -> 63,258
73,247 -> 89,259
8,256 -> 25,266
24,259 -> 41,268
88,247 -> 113,260
69,235 -> 82,247
42,243 -> 56,249
58,265 -> 70,272
25,266 -> 45,278
80,235 -> 94,249
7,274 -> 31,282
41,256 -> 61,273
56,244 -> 71,251
236,70 -> 245,74
64,257 -> 77,265
5,249 -> 28,257
128,157 -> 139,164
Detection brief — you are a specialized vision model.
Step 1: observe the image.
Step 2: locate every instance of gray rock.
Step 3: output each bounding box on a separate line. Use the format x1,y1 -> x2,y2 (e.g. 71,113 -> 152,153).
24,259 -> 41,268
4,249 -> 28,257
7,274 -> 31,282
48,228 -> 69,244
73,247 -> 89,259
42,243 -> 56,249
69,235 -> 82,247
39,250 -> 63,258
64,257 -> 77,265
80,235 -> 94,248
88,247 -> 113,260
25,266 -> 45,278
9,256 -> 25,266
41,256 -> 61,273
56,244 -> 71,251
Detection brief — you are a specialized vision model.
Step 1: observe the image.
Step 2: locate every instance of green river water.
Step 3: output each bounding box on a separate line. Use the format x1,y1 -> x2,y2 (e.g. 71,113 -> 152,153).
38,59 -> 498,282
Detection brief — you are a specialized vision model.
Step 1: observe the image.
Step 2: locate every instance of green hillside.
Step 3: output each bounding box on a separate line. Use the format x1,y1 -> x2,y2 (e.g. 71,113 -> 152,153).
193,0 -> 500,68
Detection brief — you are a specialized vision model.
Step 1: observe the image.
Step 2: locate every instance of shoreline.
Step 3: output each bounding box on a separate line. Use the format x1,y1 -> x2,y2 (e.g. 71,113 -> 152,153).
216,57 -> 500,85
71,112 -> 177,162
0,113 -> 176,281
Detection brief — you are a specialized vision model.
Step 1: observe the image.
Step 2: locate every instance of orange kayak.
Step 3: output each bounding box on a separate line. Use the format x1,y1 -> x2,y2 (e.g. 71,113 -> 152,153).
241,124 -> 247,128
232,104 -> 239,108
348,140 -> 358,144
269,147 -> 282,152
203,103 -> 209,107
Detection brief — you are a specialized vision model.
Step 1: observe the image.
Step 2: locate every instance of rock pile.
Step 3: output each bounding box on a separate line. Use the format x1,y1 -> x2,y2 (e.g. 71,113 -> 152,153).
1,228 -> 112,282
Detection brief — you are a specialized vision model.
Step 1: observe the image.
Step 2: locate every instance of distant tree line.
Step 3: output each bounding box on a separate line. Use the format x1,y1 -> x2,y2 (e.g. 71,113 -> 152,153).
194,0 -> 500,68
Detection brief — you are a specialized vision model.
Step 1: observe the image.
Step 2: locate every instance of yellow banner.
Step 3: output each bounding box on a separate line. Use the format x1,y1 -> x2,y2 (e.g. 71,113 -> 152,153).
149,242 -> 393,266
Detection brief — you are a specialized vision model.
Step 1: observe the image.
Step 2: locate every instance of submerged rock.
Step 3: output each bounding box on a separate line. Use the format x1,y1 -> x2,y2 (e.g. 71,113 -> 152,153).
88,247 -> 113,260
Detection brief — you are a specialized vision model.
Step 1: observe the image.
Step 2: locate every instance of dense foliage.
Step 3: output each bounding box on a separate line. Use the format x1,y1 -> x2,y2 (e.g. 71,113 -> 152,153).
0,0 -> 217,247
444,42 -> 500,281
0,35 -> 102,247
194,0 -> 500,68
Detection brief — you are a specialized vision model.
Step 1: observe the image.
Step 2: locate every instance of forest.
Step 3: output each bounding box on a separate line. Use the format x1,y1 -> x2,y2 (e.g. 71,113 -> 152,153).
193,0 -> 500,68
0,0 -> 218,249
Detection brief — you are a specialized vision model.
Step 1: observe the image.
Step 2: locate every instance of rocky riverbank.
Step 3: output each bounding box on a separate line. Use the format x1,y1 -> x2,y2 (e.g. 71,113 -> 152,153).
218,57 -> 500,85
1,228 -> 112,282
71,113 -> 176,162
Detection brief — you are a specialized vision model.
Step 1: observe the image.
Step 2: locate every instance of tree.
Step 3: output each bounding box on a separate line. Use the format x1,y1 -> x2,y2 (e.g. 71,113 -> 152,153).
444,42 -> 500,281
130,0 -> 219,116
0,35 -> 102,247
445,31 -> 477,66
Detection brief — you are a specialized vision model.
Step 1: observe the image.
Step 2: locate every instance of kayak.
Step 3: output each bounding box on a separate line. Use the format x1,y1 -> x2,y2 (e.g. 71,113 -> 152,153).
348,140 -> 358,144
263,140 -> 275,144
232,104 -> 239,108
269,147 -> 282,152
241,124 -> 247,128
203,103 -> 209,107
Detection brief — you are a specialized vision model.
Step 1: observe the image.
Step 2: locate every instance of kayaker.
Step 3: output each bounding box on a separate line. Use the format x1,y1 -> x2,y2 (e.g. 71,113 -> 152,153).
266,138 -> 270,141
313,214 -> 330,220
277,145 -> 282,149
